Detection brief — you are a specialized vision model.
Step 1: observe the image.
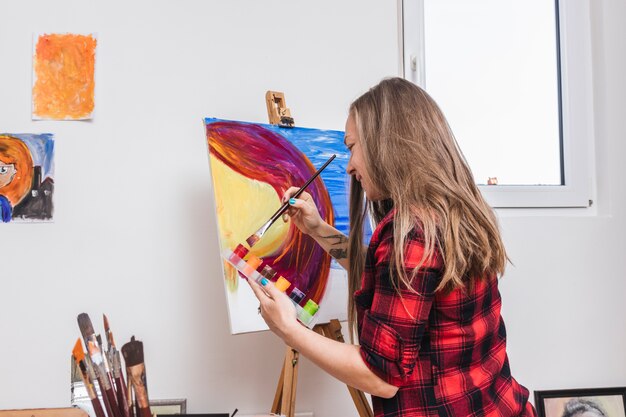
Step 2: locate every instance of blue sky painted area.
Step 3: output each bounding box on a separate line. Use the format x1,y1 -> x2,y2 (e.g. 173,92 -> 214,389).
1,133 -> 55,179
263,124 -> 351,235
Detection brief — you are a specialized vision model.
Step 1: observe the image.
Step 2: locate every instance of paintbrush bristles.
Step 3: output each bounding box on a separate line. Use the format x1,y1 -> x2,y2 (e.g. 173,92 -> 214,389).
121,339 -> 144,367
77,313 -> 95,339
73,338 -> 85,362
103,314 -> 110,332
103,314 -> 116,349
245,234 -> 260,247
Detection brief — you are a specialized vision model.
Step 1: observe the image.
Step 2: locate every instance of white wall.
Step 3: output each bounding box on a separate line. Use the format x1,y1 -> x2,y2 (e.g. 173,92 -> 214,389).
0,1 -> 624,416
498,0 -> 626,393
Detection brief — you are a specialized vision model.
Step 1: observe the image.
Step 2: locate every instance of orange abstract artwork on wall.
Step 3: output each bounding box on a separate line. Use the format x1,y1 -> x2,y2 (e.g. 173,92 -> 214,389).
32,33 -> 97,120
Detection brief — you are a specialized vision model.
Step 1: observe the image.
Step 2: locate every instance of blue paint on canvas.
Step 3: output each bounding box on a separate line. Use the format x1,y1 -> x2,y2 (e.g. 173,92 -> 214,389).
263,124 -> 351,235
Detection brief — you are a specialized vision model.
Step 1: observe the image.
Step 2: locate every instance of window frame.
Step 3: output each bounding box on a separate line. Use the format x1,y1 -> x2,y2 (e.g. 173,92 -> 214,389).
400,0 -> 594,208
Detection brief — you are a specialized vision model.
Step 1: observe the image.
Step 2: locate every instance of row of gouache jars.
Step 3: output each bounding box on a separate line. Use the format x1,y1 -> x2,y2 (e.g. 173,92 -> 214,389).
226,243 -> 320,324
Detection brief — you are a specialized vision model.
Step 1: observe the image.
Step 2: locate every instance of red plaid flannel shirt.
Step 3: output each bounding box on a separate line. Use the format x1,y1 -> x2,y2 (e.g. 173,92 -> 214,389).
355,210 -> 536,417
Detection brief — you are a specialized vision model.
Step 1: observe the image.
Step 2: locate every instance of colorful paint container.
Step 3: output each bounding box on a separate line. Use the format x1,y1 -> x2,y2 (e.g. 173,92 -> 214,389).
275,276 -> 291,292
303,299 -> 319,316
288,287 -> 305,304
242,255 -> 263,277
260,265 -> 277,281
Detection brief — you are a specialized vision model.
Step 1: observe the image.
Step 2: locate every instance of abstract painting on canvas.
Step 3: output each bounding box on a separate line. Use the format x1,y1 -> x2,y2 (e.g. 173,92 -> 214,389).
205,118 -> 350,334
32,33 -> 97,120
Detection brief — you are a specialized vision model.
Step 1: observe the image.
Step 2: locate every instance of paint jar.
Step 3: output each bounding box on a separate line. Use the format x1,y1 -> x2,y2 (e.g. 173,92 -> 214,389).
242,255 -> 263,277
296,299 -> 320,327
275,276 -> 291,292
233,243 -> 249,259
260,265 -> 277,281
303,299 -> 319,316
288,287 -> 306,304
254,259 -> 267,273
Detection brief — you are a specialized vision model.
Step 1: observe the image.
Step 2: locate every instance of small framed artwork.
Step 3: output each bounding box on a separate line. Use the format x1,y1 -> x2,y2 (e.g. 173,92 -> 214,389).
535,387 -> 626,417
149,399 -> 187,415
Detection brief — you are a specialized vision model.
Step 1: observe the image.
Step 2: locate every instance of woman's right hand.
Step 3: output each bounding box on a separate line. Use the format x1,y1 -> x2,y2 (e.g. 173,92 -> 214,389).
282,186 -> 325,236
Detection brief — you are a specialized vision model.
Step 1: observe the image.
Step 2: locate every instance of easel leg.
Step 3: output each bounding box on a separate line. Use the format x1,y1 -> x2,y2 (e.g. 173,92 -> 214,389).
271,345 -> 299,417
271,358 -> 286,413
271,320 -> 373,417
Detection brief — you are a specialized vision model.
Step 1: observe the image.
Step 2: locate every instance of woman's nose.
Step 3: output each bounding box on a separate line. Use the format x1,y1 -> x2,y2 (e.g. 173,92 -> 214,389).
346,159 -> 355,175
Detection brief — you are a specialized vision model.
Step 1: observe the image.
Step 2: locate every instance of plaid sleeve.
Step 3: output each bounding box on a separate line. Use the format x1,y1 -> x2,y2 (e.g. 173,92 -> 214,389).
359,226 -> 442,387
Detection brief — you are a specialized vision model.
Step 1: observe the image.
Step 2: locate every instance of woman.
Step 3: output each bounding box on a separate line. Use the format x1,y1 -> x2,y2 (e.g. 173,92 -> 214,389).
247,78 -> 535,417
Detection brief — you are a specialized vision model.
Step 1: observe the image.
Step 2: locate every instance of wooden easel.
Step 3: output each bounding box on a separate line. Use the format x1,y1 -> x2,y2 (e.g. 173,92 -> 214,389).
271,320 -> 373,417
265,91 -> 295,127
265,92 -> 373,417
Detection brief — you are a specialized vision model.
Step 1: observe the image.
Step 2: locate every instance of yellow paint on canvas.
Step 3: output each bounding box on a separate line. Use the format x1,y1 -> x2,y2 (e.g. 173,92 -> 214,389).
33,34 -> 96,120
210,155 -> 289,290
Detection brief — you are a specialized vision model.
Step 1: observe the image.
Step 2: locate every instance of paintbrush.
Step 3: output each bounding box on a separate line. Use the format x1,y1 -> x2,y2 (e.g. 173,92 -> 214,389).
127,378 -> 136,417
245,153 -> 336,247
121,336 -> 152,417
97,329 -> 130,417
78,313 -> 122,417
72,339 -> 107,417
96,333 -> 117,400
104,314 -> 131,417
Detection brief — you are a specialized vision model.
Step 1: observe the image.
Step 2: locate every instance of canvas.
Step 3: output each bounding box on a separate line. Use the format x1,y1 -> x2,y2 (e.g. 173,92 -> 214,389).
205,118 -> 351,334
0,134 -> 55,223
32,33 -> 97,120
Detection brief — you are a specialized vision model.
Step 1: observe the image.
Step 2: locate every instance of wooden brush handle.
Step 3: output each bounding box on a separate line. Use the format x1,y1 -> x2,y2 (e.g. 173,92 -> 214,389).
127,365 -> 151,417
103,387 -> 122,417
100,389 -> 116,417
136,408 -> 152,417
114,375 -> 131,417
90,355 -> 121,417
90,397 -> 107,417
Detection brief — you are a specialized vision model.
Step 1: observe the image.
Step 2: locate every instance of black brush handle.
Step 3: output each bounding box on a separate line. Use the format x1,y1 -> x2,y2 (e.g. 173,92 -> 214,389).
267,154 -> 336,223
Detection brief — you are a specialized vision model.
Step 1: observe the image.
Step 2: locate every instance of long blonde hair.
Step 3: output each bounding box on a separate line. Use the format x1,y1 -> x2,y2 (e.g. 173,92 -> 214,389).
347,78 -> 507,337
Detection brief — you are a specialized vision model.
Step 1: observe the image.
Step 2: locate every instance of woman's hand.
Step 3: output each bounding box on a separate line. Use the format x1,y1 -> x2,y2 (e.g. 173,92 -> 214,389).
247,277 -> 300,341
282,187 -> 324,236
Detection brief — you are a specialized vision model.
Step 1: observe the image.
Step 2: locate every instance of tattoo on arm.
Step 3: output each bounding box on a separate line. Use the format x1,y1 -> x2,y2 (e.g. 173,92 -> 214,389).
329,248 -> 348,260
319,234 -> 348,259
320,234 -> 348,245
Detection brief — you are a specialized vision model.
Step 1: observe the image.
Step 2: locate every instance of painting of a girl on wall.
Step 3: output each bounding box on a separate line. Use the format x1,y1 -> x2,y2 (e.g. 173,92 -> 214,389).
0,134 -> 55,223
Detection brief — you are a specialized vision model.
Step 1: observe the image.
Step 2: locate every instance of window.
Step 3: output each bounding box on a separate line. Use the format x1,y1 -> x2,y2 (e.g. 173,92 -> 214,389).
402,0 -> 594,208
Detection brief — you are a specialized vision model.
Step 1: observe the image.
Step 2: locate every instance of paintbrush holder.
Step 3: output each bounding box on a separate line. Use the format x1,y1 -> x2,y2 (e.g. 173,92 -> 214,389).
222,248 -> 320,328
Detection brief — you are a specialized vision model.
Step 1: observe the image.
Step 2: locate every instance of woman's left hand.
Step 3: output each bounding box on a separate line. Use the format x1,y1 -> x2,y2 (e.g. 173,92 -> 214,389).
247,277 -> 300,341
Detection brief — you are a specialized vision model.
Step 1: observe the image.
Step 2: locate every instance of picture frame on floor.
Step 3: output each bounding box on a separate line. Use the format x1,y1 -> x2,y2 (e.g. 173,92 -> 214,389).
534,387 -> 626,417
149,399 -> 187,415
